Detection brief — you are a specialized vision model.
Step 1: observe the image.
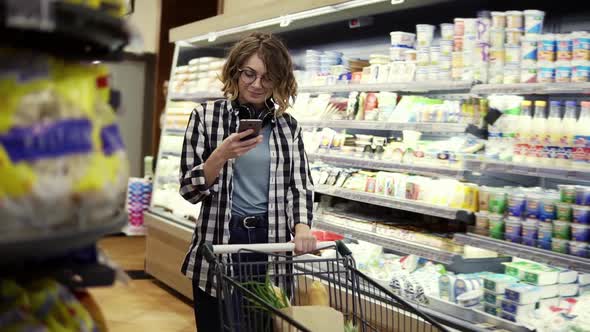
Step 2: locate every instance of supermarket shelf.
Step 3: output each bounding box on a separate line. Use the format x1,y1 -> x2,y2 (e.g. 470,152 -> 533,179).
164,128 -> 186,136
169,91 -> 224,101
314,215 -> 457,264
148,207 -> 195,230
0,1 -> 130,60
309,153 -> 466,179
314,185 -> 474,222
298,80 -> 472,94
471,82 -> 590,95
161,151 -> 182,158
466,159 -> 590,182
454,233 -> 590,273
0,209 -> 126,262
299,120 -> 468,133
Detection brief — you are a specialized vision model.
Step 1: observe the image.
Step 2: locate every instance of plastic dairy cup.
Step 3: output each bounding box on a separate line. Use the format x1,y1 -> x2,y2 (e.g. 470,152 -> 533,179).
555,61 -> 572,83
524,10 -> 545,35
521,35 -> 538,65
575,186 -> 590,205
556,34 -> 573,61
440,23 -> 454,41
506,11 -> 524,30
464,18 -> 478,36
506,29 -> 523,46
560,184 -> 577,203
569,241 -> 588,257
505,44 -> 521,64
572,61 -> 590,82
477,16 -> 492,43
538,34 -> 556,62
491,12 -> 506,28
551,238 -> 569,253
416,24 -> 435,47
503,65 -> 521,84
416,48 -> 430,66
490,28 -> 505,48
537,62 -> 555,83
488,214 -> 505,239
573,205 -> 590,224
552,220 -> 571,239
521,66 -> 538,83
440,40 -> 454,56
390,31 -> 416,48
454,18 -> 465,36
572,31 -> 590,61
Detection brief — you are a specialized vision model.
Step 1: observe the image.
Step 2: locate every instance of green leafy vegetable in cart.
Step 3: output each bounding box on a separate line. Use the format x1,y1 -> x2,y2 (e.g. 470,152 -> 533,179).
242,274 -> 290,312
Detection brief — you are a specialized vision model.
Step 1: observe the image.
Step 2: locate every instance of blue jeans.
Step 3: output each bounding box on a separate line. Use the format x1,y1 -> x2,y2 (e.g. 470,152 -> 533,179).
228,214 -> 269,282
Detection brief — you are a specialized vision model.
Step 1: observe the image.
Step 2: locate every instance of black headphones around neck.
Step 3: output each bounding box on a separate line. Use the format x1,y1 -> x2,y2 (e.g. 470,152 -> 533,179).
232,99 -> 275,126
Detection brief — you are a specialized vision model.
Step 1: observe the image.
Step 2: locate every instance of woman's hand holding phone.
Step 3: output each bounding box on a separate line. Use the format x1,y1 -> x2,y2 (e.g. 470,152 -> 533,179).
217,129 -> 263,160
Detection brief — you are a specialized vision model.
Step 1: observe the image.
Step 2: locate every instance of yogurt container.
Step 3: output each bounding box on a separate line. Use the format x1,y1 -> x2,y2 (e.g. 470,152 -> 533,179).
488,188 -> 508,214
430,46 -> 441,65
490,28 -> 505,48
556,34 -> 573,61
389,47 -> 407,61
506,28 -> 523,45
415,67 -> 428,81
505,44 -> 521,64
505,284 -> 541,305
463,34 -> 477,52
553,220 -> 571,239
552,238 -> 569,253
489,48 -> 505,63
491,12 -> 506,28
440,23 -> 454,41
479,186 -> 491,211
483,274 -> 519,293
522,224 -> 538,247
438,69 -> 452,80
454,18 -> 465,36
440,40 -> 454,57
571,223 -> 590,241
505,217 -> 523,243
501,299 -> 537,316
404,50 -> 417,61
538,34 -> 556,62
489,214 -> 505,239
523,10 -> 545,35
539,195 -> 558,221
569,241 -> 588,258
416,24 -> 435,47
576,186 -> 590,205
556,202 -> 573,221
390,31 -> 416,48
476,211 -> 490,229
572,31 -> 590,61
439,56 -> 452,70
521,66 -> 537,83
537,62 -> 555,83
505,11 -> 524,30
416,48 -> 430,66
454,36 -> 464,52
573,205 -> 590,224
559,184 -> 577,203
523,218 -> 539,228
477,15 -> 492,44
508,192 -> 526,217
503,65 -> 521,84
464,18 -> 478,36
526,192 -> 543,219
521,35 -> 538,64
572,60 -> 590,82
555,61 -> 572,83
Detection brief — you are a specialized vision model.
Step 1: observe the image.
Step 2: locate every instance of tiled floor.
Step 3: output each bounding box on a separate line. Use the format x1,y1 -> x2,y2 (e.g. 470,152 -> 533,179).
91,236 -> 195,332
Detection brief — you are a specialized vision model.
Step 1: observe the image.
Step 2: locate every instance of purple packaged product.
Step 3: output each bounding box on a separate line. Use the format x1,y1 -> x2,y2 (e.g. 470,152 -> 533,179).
571,223 -> 590,241
569,241 -> 588,258
522,237 -> 537,246
573,205 -> 590,224
539,196 -> 557,221
526,193 -> 542,219
538,240 -> 552,250
504,234 -> 522,243
508,193 -> 526,217
575,186 -> 590,206
522,225 -> 538,240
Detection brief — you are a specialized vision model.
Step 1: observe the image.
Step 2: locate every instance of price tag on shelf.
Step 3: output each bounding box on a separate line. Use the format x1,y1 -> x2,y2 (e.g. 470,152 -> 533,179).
5,0 -> 56,31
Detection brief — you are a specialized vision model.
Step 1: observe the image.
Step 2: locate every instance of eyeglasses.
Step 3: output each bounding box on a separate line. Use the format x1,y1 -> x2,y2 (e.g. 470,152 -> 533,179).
238,68 -> 273,88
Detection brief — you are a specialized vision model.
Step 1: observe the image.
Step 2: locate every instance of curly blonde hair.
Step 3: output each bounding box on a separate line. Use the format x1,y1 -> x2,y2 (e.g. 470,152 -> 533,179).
220,32 -> 297,115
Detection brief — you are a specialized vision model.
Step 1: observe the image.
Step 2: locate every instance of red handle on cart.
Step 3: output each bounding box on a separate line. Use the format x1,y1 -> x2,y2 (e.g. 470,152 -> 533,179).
211,241 -> 337,254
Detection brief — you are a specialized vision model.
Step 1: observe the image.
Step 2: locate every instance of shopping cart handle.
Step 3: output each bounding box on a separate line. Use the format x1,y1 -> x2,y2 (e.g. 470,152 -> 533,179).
211,241 -> 337,254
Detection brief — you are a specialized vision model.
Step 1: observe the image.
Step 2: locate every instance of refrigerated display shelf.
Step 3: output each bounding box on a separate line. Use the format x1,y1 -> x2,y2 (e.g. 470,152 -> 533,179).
454,233 -> 590,273
164,128 -> 186,136
0,1 -> 130,60
314,185 -> 474,222
298,80 -> 473,94
169,91 -> 224,101
148,207 -> 195,230
0,209 -> 126,262
471,82 -> 590,95
299,120 -> 469,133
161,151 -> 182,158
314,215 -> 458,264
466,159 -> 590,182
309,153 -> 466,179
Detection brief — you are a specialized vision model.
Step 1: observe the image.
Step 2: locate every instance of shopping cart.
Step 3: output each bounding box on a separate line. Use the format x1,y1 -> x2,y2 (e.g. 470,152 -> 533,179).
202,241 -> 449,332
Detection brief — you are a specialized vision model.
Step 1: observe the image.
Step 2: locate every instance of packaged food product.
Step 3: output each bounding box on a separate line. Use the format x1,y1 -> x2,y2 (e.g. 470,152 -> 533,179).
522,224 -> 538,246
521,35 -> 538,64
476,14 -> 491,43
507,193 -> 525,217
490,28 -> 505,49
569,241 -> 588,258
491,12 -> 506,28
483,302 -> 501,316
553,220 -> 571,239
501,299 -> 536,316
505,44 -> 521,64
539,195 -> 558,221
456,289 -> 482,307
571,60 -> 590,82
576,186 -> 590,205
559,283 -> 579,297
555,61 -> 572,83
521,66 -> 537,83
504,284 -> 542,304
484,289 -> 505,305
538,34 -> 557,61
523,10 -> 545,35
572,31 -> 590,61
506,28 -> 523,45
559,185 -> 577,203
526,192 -> 544,218
573,204 -> 590,224
390,31 -> 416,48
440,23 -> 454,41
505,11 -> 524,30
416,24 -> 435,47
537,61 -> 555,83
482,274 -> 518,294
552,238 -> 569,253
463,34 -> 477,52
571,222 -> 590,242
454,18 -> 465,36
556,34 -> 573,61
503,65 -> 520,84
488,213 -> 505,239
488,189 -> 507,214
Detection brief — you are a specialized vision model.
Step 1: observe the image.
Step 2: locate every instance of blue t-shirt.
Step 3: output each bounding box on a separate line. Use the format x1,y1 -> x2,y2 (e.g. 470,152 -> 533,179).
231,125 -> 272,217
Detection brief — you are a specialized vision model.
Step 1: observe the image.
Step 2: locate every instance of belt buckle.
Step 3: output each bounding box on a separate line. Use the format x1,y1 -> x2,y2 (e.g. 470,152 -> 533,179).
242,216 -> 257,229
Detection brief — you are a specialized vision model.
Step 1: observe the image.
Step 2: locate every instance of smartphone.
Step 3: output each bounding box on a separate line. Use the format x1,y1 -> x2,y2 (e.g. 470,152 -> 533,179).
238,119 -> 263,141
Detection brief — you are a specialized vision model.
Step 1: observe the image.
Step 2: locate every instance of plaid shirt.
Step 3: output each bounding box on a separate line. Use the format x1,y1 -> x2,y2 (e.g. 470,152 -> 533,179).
179,99 -> 314,295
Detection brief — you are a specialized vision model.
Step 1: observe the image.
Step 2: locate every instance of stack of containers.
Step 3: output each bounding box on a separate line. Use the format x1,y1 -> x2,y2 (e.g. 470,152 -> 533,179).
415,24 -> 435,81
305,49 -> 321,83
126,177 -> 153,229
169,65 -> 190,94
184,57 -> 225,92
551,185 -> 590,257
439,23 -> 454,80
366,54 -> 390,84
548,31 -> 590,83
452,17 -> 483,81
504,11 -> 524,84
481,273 -> 520,317
474,11 -> 492,83
389,31 -> 417,82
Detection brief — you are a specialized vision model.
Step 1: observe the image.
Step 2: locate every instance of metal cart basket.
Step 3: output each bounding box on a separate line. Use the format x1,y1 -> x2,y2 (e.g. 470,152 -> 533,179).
202,241 -> 449,332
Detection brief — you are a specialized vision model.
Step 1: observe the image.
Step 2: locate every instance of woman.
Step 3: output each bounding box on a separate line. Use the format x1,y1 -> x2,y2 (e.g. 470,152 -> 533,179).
178,32 -> 317,331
